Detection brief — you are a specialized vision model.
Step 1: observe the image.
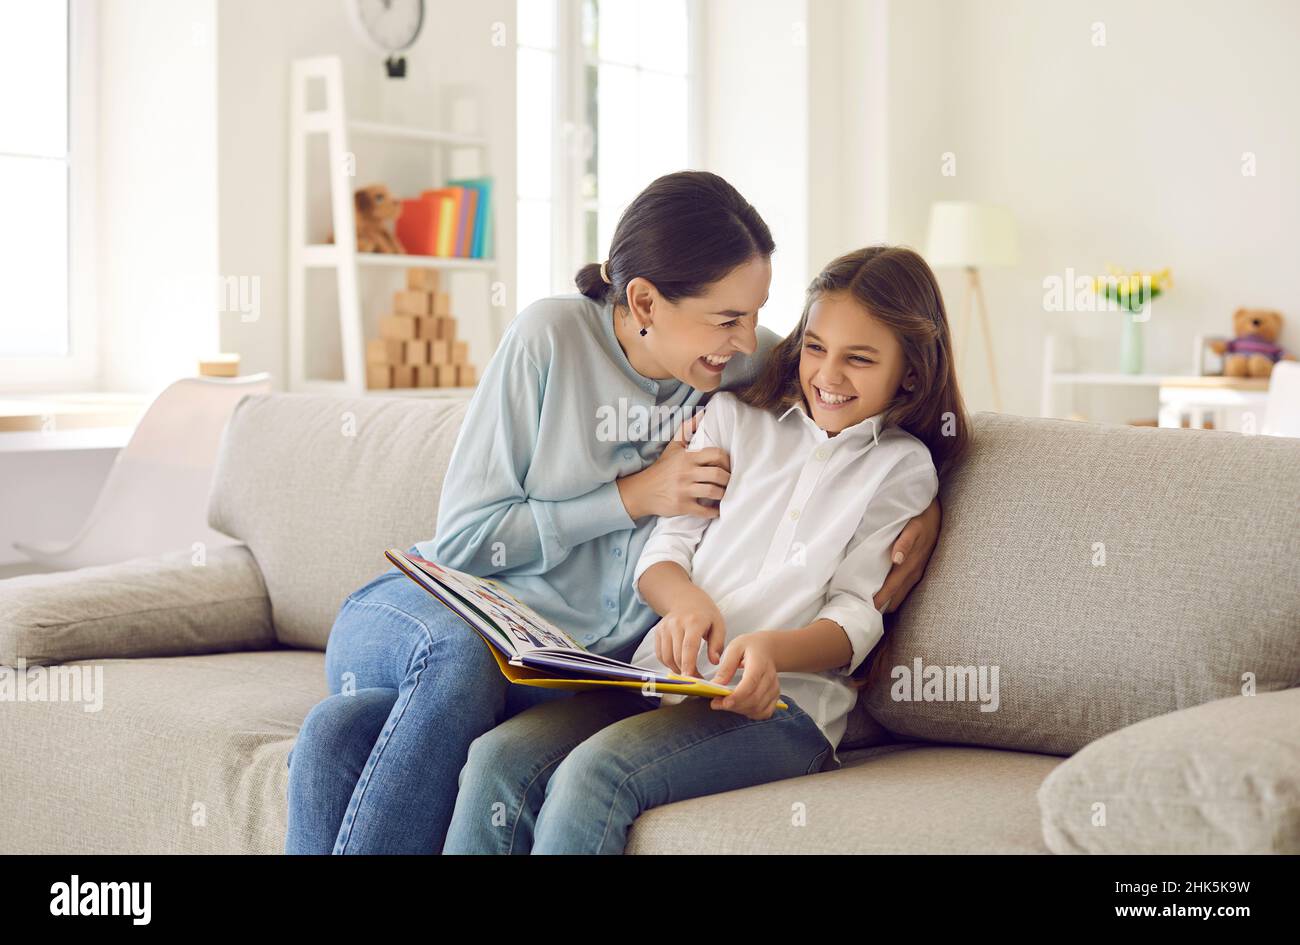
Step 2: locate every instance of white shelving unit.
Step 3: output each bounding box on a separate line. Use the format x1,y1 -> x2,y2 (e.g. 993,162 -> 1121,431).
288,56 -> 497,397
1039,334 -> 1165,419
1040,332 -> 1270,430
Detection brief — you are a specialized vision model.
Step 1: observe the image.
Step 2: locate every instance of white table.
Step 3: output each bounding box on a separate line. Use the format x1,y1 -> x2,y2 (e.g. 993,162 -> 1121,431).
1156,376 -> 1270,431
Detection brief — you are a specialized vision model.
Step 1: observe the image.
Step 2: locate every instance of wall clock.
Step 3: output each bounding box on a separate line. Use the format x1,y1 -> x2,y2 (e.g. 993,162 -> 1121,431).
346,0 -> 425,77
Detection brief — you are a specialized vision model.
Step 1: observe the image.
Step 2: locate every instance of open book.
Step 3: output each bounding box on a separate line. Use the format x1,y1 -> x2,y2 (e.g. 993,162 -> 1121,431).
385,548 -> 785,707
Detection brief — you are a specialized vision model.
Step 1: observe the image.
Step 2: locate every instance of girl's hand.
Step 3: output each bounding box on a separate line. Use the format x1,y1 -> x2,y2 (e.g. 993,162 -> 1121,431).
873,495 -> 941,614
710,632 -> 782,720
616,412 -> 731,520
653,597 -> 727,678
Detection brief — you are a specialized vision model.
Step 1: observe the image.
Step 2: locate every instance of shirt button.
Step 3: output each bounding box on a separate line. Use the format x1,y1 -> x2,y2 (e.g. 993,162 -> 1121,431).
789,509 -> 800,521
604,598 -> 616,610
814,446 -> 830,461
612,547 -> 623,558
623,449 -> 635,461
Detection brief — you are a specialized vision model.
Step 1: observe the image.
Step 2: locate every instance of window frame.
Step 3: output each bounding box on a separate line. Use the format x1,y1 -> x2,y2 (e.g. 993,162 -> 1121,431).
518,0 -> 702,302
0,0 -> 98,392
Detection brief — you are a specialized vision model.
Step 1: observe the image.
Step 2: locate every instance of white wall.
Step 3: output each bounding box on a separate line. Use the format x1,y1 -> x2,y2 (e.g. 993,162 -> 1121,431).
97,0 -> 218,392
885,0 -> 1300,417
807,0 -> 890,266
216,0 -> 517,387
700,0 -> 809,337
706,0 -> 1300,418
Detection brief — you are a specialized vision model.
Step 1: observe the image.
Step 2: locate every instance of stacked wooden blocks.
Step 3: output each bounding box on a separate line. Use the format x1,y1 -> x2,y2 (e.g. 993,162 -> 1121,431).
366,269 -> 478,389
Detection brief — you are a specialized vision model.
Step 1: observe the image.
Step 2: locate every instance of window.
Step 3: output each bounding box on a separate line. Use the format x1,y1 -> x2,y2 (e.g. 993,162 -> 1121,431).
516,0 -> 696,310
0,0 -> 70,357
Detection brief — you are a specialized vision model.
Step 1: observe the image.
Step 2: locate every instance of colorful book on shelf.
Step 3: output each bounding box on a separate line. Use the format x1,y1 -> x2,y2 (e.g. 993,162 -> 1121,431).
479,186 -> 493,258
448,177 -> 493,258
396,194 -> 441,256
455,187 -> 478,257
383,547 -> 784,705
422,187 -> 460,257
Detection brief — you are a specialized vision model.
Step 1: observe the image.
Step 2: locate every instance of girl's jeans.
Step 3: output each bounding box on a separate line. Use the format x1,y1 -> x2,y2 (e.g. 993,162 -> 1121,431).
442,687 -> 836,855
284,546 -> 640,854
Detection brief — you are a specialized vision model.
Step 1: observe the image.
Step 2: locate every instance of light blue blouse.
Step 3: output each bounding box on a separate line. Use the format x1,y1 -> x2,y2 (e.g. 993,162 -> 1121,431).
416,293 -> 779,655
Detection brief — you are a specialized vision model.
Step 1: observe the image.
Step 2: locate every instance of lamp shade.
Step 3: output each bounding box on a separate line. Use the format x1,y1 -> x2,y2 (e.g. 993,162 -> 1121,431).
924,201 -> 1019,268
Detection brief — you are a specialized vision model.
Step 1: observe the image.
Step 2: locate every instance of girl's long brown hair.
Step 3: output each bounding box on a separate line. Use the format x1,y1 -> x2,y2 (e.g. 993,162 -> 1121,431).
736,245 -> 970,478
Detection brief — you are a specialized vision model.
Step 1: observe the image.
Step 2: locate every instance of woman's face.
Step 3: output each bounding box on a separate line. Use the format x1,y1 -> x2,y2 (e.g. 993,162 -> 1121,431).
798,291 -> 909,436
631,255 -> 771,390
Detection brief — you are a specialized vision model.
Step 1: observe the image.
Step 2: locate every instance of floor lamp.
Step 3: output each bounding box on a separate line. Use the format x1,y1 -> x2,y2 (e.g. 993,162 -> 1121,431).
925,202 -> 1019,412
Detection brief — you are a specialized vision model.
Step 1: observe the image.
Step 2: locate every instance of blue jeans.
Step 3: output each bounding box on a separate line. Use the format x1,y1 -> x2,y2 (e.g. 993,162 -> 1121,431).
442,687 -> 836,854
284,546 -> 640,854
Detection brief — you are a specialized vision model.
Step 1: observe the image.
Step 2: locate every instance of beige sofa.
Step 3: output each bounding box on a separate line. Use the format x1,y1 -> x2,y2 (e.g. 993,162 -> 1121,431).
1,393 -> 1296,854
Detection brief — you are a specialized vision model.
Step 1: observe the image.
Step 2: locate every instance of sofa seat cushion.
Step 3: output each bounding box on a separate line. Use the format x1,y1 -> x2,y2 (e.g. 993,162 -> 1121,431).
0,649 -> 325,854
3,646 -> 1062,854
625,744 -> 1063,854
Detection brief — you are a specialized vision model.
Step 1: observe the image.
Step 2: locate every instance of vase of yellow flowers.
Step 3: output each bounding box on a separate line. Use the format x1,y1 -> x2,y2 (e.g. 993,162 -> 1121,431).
1093,266 -> 1172,374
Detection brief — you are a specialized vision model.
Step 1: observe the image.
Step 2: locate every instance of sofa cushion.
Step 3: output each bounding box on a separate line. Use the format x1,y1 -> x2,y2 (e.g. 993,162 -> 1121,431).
0,644 -> 1056,855
839,693 -> 897,750
863,413 -> 1300,755
207,393 -> 469,649
1038,688 -> 1300,854
0,545 -> 273,666
0,649 -> 325,854
626,744 -> 1062,854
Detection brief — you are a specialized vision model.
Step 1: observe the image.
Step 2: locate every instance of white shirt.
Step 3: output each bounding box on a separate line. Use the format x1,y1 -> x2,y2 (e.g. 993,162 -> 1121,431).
629,390 -> 939,758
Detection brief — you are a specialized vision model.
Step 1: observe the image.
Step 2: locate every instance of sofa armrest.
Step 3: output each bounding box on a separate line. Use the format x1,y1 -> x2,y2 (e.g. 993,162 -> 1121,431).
0,545 -> 275,666
1038,688 -> 1300,854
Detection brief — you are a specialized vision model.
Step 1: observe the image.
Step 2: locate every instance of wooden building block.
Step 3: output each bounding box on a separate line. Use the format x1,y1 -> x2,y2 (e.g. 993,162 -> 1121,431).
455,363 -> 478,386
393,289 -> 433,315
415,364 -> 437,387
433,316 -> 457,341
366,364 -> 393,389
432,292 -> 452,316
406,269 -> 441,292
367,338 -> 405,364
403,340 -> 431,365
391,364 -> 417,388
198,354 -> 240,377
451,340 -> 469,364
428,339 -> 450,364
379,314 -> 419,340
435,364 -> 458,387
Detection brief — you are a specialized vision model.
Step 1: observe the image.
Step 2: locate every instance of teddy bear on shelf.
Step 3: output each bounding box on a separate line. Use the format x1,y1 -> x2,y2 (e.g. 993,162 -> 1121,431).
352,183 -> 405,254
1209,308 -> 1295,378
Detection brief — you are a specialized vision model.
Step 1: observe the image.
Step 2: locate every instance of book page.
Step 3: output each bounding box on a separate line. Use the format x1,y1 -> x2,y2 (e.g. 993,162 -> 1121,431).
405,552 -> 583,652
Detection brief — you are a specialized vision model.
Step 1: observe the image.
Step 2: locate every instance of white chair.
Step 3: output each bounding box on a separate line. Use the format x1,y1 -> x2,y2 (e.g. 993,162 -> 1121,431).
1261,361 -> 1300,437
12,373 -> 272,570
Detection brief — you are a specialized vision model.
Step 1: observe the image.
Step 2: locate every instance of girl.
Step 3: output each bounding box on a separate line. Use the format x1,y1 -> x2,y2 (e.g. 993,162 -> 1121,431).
285,174 -> 942,854
442,245 -> 969,854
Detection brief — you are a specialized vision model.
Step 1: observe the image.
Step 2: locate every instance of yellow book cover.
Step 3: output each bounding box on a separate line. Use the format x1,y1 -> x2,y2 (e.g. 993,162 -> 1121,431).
384,547 -> 786,707
435,194 -> 457,256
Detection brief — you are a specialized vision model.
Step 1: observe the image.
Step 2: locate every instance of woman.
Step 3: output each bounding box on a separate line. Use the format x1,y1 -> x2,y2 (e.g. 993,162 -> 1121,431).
284,171 -> 942,854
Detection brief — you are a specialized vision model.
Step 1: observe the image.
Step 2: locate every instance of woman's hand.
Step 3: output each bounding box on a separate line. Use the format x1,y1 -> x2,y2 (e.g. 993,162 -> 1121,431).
653,594 -> 727,678
710,632 -> 782,720
872,495 -> 942,614
616,412 -> 731,520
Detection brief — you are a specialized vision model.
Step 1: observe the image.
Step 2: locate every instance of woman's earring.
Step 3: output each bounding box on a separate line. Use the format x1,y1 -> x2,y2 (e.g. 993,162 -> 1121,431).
639,327 -> 648,337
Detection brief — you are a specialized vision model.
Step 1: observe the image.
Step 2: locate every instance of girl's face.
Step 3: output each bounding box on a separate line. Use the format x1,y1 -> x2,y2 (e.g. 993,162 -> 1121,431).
798,291 -> 910,436
628,255 -> 771,390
